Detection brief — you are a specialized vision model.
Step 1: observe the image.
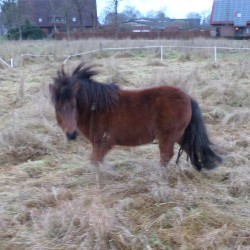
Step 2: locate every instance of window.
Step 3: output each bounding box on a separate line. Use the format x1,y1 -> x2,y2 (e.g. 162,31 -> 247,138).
72,17 -> 76,22
236,12 -> 242,18
49,17 -> 66,23
38,18 -> 42,23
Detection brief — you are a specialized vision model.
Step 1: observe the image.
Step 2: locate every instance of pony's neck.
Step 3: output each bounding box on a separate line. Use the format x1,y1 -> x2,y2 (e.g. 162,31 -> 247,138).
77,106 -> 95,140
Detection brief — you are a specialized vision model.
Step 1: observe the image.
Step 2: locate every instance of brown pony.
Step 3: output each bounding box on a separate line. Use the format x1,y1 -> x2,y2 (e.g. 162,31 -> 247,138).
49,63 -> 222,171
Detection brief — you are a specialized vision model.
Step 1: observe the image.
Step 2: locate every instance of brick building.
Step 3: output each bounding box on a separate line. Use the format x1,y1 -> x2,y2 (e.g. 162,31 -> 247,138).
210,0 -> 250,37
24,0 -> 97,35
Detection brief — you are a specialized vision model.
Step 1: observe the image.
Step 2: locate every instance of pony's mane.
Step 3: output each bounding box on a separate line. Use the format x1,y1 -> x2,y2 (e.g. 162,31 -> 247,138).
52,63 -> 120,112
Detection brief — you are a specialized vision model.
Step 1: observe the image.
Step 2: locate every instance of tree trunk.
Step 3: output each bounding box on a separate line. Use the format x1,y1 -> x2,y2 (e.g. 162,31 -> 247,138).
18,25 -> 22,40
114,0 -> 118,38
77,9 -> 83,32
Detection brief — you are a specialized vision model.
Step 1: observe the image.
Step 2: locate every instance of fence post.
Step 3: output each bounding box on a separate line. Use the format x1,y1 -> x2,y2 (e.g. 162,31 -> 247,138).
214,46 -> 217,62
99,42 -> 103,57
11,58 -> 13,67
160,46 -> 163,61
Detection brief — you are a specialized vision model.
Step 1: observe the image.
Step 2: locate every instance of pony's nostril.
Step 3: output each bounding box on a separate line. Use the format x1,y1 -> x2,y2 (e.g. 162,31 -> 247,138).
66,131 -> 78,140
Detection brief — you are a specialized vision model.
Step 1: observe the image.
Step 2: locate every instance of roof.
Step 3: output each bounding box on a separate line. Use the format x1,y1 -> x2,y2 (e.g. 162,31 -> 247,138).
210,0 -> 250,26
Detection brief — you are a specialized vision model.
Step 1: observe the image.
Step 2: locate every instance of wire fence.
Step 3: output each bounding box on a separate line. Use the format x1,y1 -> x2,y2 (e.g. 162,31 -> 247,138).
1,45 -> 250,68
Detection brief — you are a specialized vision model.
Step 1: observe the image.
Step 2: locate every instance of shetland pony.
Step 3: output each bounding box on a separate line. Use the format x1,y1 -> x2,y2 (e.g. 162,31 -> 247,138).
49,63 -> 222,170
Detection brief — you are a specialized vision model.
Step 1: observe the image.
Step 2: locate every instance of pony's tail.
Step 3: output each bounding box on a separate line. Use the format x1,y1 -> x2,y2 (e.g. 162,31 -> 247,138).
178,99 -> 222,171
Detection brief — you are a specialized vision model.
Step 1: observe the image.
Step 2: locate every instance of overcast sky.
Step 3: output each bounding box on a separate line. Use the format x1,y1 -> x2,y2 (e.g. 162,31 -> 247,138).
96,0 -> 214,18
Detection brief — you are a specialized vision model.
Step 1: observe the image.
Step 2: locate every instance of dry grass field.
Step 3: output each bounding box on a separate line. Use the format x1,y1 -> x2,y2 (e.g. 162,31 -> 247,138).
0,38 -> 250,250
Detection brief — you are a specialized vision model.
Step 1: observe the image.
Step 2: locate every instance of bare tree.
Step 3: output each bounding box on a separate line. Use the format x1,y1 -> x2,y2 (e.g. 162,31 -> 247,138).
146,9 -> 168,20
121,5 -> 142,21
104,0 -> 122,34
186,12 -> 201,29
40,0 -> 65,36
72,0 -> 85,31
113,0 -> 120,33
0,0 -> 17,29
61,0 -> 74,38
186,12 -> 201,19
200,10 -> 211,28
0,0 -> 31,39
48,0 -> 57,34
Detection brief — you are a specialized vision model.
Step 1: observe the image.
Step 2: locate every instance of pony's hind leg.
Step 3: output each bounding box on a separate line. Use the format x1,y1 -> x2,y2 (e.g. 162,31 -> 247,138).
158,129 -> 185,167
158,138 -> 175,167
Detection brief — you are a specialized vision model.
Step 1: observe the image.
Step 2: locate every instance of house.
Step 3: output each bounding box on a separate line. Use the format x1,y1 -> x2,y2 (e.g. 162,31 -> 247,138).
23,0 -> 97,35
120,18 -> 201,32
210,0 -> 250,37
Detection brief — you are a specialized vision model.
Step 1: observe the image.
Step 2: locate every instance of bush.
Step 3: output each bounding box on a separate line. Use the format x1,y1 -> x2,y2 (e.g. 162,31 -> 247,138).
7,21 -> 44,40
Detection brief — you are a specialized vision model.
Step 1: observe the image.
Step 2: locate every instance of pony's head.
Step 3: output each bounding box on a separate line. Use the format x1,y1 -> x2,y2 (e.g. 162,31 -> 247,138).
49,68 -> 79,140
49,63 -> 120,140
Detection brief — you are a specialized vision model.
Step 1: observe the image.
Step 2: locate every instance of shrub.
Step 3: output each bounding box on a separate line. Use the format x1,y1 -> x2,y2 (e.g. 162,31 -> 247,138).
7,20 -> 44,40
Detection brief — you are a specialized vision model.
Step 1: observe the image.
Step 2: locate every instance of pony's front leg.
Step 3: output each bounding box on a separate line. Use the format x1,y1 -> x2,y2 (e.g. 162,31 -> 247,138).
91,143 -> 111,165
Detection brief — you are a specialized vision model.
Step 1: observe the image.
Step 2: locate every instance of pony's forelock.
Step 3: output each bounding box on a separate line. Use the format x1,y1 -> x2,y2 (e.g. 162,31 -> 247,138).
53,66 -> 70,86
50,67 -> 74,105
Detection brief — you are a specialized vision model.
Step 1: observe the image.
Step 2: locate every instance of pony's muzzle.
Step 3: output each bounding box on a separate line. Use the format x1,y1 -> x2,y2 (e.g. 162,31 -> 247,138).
66,131 -> 78,140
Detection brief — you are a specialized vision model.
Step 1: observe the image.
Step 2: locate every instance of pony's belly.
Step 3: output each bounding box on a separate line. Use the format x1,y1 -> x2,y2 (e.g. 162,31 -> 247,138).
115,130 -> 155,146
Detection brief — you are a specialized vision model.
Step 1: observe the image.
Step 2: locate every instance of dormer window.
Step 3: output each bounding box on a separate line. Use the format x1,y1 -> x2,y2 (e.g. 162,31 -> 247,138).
49,17 -> 66,23
236,12 -> 242,18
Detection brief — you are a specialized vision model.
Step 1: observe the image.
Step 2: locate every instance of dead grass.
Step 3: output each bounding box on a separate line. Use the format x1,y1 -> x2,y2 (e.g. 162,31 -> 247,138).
0,38 -> 250,250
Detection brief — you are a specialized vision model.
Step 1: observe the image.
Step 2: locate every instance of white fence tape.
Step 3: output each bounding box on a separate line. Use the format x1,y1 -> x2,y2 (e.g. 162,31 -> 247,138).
0,57 -> 12,67
2,45 -> 250,68
63,45 -> 217,64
